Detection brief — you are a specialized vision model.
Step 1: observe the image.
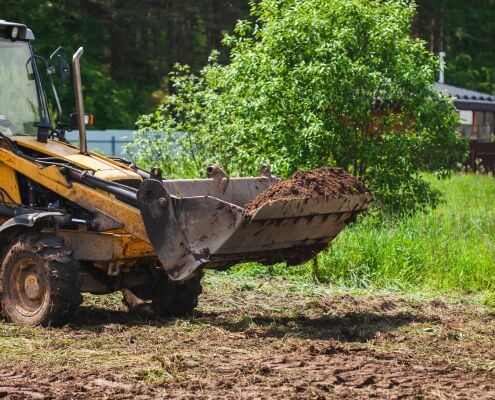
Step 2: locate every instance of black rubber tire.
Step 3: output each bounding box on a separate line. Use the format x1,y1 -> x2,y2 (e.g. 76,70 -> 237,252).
0,234 -> 82,327
123,268 -> 203,318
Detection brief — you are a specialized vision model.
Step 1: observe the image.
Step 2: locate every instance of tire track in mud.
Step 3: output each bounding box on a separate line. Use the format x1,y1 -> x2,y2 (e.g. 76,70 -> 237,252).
0,277 -> 494,399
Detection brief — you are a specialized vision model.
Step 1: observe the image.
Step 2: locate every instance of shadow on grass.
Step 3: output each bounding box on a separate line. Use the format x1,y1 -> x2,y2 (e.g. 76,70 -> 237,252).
71,305 -> 434,342
70,306 -> 171,332
200,310 -> 434,342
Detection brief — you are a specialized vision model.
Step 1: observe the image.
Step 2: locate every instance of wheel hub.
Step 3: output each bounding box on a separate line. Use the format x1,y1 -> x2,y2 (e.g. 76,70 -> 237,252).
24,274 -> 42,300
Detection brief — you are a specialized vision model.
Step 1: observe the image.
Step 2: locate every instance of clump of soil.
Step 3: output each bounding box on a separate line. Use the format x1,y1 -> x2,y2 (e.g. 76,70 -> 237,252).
245,167 -> 370,212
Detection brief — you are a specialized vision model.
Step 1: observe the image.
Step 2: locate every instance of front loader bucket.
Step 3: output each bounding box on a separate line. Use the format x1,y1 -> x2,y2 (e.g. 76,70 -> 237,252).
138,176 -> 372,281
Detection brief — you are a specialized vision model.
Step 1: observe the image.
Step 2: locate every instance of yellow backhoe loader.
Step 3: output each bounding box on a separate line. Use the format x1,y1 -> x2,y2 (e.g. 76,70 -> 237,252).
0,20 -> 372,326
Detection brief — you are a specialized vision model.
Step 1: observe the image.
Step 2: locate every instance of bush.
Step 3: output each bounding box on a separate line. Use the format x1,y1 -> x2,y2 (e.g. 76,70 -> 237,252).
125,0 -> 467,215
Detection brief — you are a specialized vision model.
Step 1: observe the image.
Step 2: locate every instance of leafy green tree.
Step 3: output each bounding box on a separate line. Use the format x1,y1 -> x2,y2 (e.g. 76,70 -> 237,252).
2,0 -> 493,131
1,0 -> 140,128
0,0 -> 250,129
127,0 -> 466,215
415,0 -> 495,94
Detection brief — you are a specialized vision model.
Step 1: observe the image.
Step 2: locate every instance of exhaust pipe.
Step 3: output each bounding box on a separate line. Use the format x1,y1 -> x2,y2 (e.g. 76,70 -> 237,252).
72,47 -> 88,155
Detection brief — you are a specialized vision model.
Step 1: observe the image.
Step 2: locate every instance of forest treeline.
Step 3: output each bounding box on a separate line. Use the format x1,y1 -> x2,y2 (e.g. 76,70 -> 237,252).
1,0 -> 494,128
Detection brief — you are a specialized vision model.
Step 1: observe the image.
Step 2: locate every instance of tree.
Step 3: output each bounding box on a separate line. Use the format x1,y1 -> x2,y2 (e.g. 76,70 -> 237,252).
126,0 -> 466,216
0,0 -> 250,129
414,0 -> 495,94
2,1 -> 493,130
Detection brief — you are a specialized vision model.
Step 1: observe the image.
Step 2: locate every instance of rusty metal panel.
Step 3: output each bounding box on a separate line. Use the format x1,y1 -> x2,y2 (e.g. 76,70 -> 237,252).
138,179 -> 197,281
250,193 -> 373,220
162,177 -> 273,207
172,196 -> 244,257
215,213 -> 353,255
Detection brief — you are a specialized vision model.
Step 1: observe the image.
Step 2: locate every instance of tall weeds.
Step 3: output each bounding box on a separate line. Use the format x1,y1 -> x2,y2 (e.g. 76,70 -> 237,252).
231,173 -> 495,294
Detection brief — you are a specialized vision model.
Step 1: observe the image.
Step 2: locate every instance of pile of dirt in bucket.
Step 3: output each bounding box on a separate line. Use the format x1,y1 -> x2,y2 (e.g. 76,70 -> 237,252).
244,167 -> 370,212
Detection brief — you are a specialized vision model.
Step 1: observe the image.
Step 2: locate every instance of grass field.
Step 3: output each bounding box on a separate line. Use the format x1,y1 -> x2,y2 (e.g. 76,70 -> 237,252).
1,173 -> 495,399
231,173 -> 495,297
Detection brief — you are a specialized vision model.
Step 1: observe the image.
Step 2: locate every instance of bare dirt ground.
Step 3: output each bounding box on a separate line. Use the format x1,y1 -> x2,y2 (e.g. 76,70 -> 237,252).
0,273 -> 494,399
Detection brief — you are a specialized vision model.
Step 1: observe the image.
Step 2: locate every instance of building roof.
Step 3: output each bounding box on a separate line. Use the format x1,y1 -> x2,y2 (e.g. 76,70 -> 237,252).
434,82 -> 495,102
434,82 -> 495,111
435,82 -> 495,111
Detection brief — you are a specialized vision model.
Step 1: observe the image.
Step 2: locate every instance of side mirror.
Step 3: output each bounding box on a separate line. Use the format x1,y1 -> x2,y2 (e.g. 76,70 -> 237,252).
59,57 -> 70,85
50,47 -> 70,86
70,113 -> 94,129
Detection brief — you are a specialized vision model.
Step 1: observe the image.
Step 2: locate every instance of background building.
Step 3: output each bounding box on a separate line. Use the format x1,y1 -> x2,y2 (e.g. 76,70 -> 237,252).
435,82 -> 495,171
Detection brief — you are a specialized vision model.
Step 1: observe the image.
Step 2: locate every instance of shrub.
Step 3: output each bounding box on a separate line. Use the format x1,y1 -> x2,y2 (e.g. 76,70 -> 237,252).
125,0 -> 467,215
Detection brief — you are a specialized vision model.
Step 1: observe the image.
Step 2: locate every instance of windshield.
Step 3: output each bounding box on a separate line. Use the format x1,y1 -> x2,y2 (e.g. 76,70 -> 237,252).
0,39 -> 41,135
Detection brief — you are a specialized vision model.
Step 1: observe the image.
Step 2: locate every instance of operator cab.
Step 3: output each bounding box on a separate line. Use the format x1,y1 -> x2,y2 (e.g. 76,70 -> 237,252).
0,20 -> 83,146
0,20 -> 143,184
0,21 -> 46,137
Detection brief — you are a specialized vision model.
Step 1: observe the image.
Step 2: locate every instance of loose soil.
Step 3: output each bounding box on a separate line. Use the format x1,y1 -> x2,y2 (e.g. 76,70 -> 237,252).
0,274 -> 494,399
245,167 -> 370,212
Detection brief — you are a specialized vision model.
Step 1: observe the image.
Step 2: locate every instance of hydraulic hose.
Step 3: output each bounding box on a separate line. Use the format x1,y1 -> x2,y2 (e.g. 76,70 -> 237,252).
59,167 -> 139,207
0,204 -> 16,218
0,132 -> 139,208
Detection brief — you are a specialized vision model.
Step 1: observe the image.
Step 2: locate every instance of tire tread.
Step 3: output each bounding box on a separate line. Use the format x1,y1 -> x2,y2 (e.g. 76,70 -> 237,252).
1,234 -> 82,326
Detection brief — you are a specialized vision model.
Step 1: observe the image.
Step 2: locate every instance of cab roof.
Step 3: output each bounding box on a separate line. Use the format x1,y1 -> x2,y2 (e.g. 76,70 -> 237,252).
0,20 -> 35,40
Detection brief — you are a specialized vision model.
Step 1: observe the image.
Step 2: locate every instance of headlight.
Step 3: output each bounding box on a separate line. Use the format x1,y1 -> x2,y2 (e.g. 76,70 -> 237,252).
11,26 -> 19,40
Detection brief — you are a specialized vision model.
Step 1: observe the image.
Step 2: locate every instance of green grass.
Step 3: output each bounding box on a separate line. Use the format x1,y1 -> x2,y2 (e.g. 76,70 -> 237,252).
229,173 -> 495,295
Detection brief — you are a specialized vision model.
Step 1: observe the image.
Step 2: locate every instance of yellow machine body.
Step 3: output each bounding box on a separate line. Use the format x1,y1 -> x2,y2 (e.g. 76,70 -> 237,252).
0,136 -> 154,269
